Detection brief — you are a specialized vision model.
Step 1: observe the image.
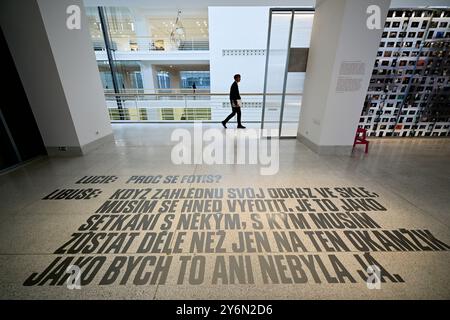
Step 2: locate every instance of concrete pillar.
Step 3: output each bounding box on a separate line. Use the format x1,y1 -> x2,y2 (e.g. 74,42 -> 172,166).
0,0 -> 113,156
138,61 -> 155,92
170,71 -> 181,89
134,17 -> 150,51
131,10 -> 151,52
297,0 -> 390,155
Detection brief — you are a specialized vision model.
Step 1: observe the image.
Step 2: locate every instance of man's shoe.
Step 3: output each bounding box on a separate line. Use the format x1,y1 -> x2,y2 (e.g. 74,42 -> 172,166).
237,125 -> 246,129
221,121 -> 227,129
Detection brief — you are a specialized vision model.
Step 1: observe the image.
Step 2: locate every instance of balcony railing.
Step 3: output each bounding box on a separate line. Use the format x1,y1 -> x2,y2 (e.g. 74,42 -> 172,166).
93,35 -> 209,52
104,92 -> 303,134
104,88 -> 211,95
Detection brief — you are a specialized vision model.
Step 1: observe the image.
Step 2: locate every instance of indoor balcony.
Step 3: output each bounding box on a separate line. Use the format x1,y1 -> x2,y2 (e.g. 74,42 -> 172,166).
94,35 -> 210,61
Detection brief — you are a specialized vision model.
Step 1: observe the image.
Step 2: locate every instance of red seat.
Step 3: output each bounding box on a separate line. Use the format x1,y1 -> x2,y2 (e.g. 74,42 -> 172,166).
353,128 -> 369,153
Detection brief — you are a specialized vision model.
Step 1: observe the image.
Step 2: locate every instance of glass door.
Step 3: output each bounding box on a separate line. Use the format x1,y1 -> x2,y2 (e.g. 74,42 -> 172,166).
262,8 -> 314,137
261,10 -> 293,137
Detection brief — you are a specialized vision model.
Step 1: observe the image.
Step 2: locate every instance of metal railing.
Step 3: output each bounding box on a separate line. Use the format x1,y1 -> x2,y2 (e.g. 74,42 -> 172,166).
93,35 -> 209,52
104,92 -> 303,125
104,88 -> 211,95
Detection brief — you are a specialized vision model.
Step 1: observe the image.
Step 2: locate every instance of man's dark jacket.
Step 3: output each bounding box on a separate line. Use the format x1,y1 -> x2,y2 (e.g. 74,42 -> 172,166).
229,81 -> 241,106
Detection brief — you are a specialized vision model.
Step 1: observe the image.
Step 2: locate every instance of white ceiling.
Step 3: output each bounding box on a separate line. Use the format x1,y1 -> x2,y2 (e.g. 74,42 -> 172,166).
83,0 -> 450,10
83,0 -> 316,9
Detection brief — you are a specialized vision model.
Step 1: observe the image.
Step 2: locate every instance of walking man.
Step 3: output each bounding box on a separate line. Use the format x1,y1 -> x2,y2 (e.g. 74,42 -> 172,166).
222,74 -> 245,129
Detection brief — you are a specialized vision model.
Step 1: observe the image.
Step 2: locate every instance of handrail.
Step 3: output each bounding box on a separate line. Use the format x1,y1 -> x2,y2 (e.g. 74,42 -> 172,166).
103,89 -> 211,93
104,35 -> 208,40
103,90 -> 303,124
93,36 -> 209,52
104,92 -> 303,96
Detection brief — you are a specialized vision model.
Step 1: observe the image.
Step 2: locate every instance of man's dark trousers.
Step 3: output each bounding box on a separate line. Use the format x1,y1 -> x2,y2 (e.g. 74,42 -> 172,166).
223,104 -> 242,126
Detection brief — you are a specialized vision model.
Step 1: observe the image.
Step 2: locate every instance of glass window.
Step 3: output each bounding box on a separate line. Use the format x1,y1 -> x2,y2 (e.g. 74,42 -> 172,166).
157,71 -> 171,89
180,71 -> 210,89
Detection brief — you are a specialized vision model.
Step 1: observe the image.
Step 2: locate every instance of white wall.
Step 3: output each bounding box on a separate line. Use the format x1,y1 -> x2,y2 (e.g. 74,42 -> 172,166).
37,0 -> 113,147
208,7 -> 314,95
1,0 -> 113,153
298,0 -> 390,151
208,6 -> 270,93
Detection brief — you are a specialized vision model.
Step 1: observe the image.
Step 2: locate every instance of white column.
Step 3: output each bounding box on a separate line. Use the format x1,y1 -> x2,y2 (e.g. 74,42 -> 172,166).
0,0 -> 113,155
131,10 -> 151,52
297,0 -> 390,155
170,71 -> 181,89
138,61 -> 155,91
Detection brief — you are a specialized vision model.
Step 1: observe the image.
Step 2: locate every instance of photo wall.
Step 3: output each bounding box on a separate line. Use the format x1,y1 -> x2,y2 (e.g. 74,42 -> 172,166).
359,9 -> 450,137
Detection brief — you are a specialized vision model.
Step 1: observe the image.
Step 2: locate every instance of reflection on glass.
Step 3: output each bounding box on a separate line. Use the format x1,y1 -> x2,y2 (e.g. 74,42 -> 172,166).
262,12 -> 292,136
281,12 -> 314,137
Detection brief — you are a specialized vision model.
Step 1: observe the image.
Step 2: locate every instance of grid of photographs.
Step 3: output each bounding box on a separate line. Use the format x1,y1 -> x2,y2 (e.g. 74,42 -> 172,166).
359,9 -> 450,137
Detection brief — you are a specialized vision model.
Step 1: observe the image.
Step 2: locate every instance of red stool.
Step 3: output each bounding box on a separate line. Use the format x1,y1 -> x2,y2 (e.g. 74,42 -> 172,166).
353,128 -> 369,153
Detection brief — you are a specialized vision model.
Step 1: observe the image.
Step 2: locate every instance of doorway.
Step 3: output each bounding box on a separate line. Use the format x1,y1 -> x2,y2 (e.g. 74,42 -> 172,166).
261,8 -> 314,137
1,29 -> 46,172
